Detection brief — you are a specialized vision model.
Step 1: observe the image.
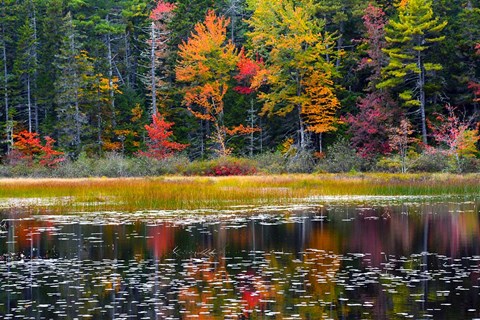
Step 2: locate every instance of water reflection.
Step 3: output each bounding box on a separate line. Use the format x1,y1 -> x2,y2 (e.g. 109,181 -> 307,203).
0,200 -> 479,319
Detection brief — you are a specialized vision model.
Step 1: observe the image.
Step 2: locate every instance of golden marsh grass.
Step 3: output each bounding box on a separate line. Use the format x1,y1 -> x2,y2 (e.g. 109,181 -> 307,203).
0,173 -> 479,213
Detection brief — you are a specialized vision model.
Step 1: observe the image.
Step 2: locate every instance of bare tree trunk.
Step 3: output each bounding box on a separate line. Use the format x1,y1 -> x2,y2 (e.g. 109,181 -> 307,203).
298,110 -> 306,151
2,28 -> 10,153
106,29 -> 116,127
27,75 -> 32,132
318,132 -> 323,153
296,71 -> 306,151
70,30 -> 81,149
2,0 -> 11,153
150,22 -> 157,115
124,33 -> 130,88
418,50 -> 427,145
31,3 -> 38,133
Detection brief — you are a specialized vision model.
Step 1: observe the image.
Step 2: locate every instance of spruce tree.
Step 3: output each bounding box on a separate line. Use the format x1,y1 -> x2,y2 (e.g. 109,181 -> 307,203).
378,0 -> 447,144
53,13 -> 94,156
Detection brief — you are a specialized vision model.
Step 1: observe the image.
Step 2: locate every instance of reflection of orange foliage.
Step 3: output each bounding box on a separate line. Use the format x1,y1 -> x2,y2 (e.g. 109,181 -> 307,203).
13,220 -> 54,250
229,228 -> 250,248
147,224 -> 175,259
238,271 -> 271,316
177,258 -> 272,318
178,258 -> 232,319
306,228 -> 341,297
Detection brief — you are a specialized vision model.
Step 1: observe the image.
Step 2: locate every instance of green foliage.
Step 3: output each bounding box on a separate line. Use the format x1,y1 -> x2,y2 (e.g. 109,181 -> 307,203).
316,138 -> 370,173
183,157 -> 257,176
379,0 -> 447,144
409,152 -> 449,173
252,152 -> 286,174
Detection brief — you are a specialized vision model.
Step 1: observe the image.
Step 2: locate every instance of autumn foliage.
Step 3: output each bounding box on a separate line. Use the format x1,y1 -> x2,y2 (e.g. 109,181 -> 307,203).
139,112 -> 188,160
346,93 -> 393,158
12,130 -> 65,167
176,10 -> 258,157
234,51 -> 264,95
428,105 -> 479,160
149,0 -> 175,20
301,72 -> 340,135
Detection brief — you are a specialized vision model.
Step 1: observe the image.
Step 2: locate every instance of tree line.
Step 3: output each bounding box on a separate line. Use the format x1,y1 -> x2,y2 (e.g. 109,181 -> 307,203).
1,0 -> 479,172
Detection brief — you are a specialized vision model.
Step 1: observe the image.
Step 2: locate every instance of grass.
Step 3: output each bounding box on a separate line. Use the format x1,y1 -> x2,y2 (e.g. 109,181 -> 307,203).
0,173 -> 479,213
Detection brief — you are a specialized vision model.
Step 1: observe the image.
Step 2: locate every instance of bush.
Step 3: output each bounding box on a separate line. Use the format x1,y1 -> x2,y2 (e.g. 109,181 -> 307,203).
409,152 -> 449,173
53,153 -> 190,177
183,157 -> 257,176
375,156 -> 402,173
452,156 -> 480,173
317,138 -> 370,173
53,152 -> 96,178
252,152 -> 287,174
285,150 -> 316,173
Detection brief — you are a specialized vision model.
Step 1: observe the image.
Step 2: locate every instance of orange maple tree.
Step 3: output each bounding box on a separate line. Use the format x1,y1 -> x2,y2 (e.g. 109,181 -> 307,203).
176,10 -> 255,156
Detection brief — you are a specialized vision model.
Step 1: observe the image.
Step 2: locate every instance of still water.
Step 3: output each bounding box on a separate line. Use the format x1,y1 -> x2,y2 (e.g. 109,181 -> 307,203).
1,198 -> 480,319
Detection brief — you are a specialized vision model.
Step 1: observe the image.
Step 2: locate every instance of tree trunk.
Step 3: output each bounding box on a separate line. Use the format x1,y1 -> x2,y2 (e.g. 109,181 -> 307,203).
2,28 -> 10,153
27,75 -> 32,132
32,3 -> 38,133
418,50 -> 427,145
71,31 -> 81,149
336,19 -> 344,70
106,28 -> 116,127
150,22 -> 157,115
298,111 -> 306,151
318,132 -> 323,153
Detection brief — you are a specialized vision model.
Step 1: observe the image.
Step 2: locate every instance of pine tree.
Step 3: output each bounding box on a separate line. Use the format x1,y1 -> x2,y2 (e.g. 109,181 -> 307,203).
378,0 -> 447,144
0,0 -> 18,154
53,13 -> 94,156
13,19 -> 37,133
37,0 -> 64,136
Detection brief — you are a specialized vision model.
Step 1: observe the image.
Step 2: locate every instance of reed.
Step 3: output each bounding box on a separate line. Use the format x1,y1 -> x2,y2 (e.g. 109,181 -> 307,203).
0,173 -> 479,213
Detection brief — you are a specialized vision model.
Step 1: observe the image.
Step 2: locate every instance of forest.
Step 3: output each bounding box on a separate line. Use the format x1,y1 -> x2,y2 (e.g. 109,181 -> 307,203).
0,0 -> 479,176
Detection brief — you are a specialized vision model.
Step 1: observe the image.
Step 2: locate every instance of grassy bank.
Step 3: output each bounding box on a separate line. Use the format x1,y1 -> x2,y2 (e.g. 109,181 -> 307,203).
1,173 -> 479,213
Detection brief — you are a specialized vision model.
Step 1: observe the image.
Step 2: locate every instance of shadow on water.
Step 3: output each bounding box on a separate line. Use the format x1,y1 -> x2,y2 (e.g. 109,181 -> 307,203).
0,199 -> 479,319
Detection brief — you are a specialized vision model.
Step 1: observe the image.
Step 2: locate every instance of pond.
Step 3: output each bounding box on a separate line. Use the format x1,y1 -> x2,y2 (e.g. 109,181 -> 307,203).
1,198 -> 479,319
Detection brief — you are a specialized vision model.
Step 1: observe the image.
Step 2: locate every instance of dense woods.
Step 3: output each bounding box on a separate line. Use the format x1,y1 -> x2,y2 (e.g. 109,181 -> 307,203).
1,0 -> 479,175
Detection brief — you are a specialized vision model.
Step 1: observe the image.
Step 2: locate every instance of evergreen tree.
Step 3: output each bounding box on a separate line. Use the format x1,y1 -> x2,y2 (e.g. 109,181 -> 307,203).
13,19 -> 37,133
0,0 -> 18,154
53,13 -> 94,156
378,0 -> 447,144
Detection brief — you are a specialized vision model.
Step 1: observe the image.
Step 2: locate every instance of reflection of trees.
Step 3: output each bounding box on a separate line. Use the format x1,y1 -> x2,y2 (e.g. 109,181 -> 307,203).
148,224 -> 175,259
260,228 -> 343,319
177,258 -> 237,318
348,206 -> 415,267
428,207 -> 479,258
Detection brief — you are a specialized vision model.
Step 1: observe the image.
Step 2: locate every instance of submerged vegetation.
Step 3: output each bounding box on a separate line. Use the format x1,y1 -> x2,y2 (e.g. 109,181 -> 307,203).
1,174 -> 479,213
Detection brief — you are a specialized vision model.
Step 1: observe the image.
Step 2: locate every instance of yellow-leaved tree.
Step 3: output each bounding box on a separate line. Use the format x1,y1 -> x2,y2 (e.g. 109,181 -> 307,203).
247,0 -> 340,152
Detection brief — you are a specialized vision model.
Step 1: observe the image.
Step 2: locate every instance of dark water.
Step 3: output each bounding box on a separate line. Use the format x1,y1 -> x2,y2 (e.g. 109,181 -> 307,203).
1,199 -> 480,319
